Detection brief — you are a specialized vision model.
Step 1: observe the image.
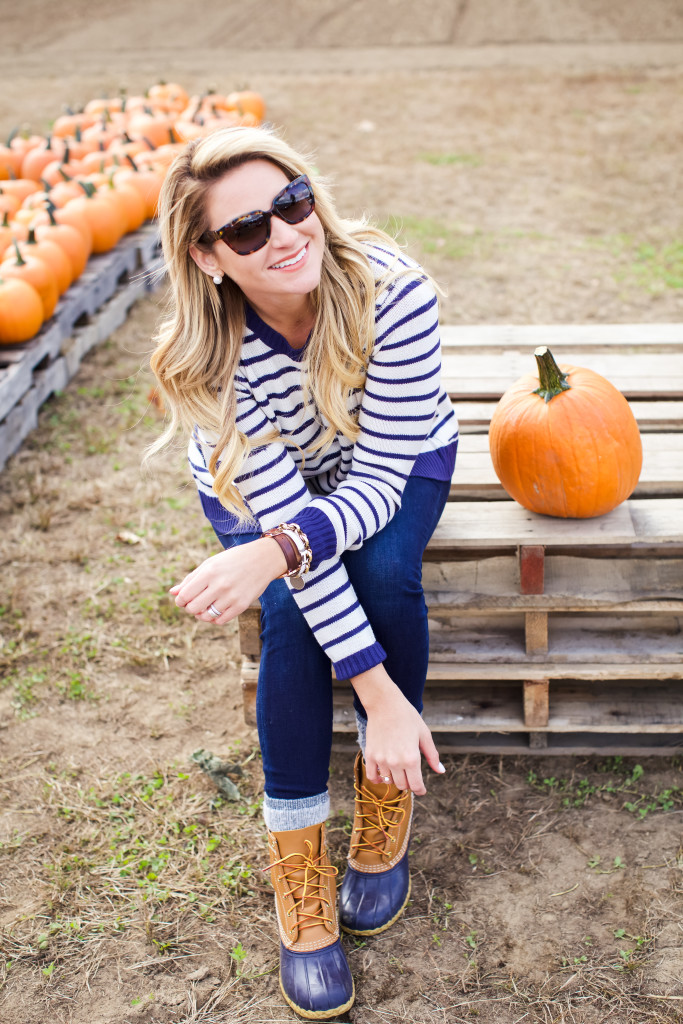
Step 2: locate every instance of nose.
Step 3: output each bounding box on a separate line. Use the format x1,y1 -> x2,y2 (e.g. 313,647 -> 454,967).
268,214 -> 300,249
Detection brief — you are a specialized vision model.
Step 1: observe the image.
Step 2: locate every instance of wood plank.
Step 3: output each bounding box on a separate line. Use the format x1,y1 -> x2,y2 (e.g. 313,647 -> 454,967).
429,499 -> 683,549
451,433 -> 683,499
454,400 -> 683,434
520,545 -> 545,594
544,681 -> 683,732
525,611 -> 548,654
442,352 -> 683,400
429,500 -> 640,549
524,679 -> 549,727
440,323 -> 683,350
428,613 -> 682,665
629,498 -> 683,544
425,661 -> 683,681
331,733 -> 683,755
239,606 -> 261,658
423,556 -> 683,611
330,680 -> 683,734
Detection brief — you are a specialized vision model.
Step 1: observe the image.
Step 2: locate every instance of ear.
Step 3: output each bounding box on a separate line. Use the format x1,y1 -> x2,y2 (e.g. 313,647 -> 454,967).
190,243 -> 220,278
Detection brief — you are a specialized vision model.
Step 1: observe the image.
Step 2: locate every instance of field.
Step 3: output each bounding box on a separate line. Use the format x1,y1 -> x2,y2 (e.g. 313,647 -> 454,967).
1,5 -> 683,1022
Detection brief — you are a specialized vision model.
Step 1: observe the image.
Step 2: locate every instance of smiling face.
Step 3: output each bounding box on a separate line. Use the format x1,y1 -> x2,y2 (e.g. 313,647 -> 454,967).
190,159 -> 325,323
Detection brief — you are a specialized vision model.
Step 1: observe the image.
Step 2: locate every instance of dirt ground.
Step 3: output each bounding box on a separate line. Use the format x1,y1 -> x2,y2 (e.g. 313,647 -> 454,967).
1,4 -> 683,1023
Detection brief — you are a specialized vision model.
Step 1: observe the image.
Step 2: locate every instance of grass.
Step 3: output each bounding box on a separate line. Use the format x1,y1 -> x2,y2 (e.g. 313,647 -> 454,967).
418,151 -> 483,167
525,757 -> 683,819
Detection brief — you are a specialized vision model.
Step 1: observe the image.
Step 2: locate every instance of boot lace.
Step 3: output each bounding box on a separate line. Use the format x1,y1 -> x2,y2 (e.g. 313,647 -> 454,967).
350,783 -> 409,861
268,840 -> 338,932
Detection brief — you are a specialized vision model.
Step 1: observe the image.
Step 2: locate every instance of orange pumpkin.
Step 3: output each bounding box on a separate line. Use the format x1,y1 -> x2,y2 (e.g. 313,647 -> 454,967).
65,183 -> 123,252
1,240 -> 59,319
227,90 -> 266,123
0,275 -> 44,343
18,227 -> 73,293
488,346 -> 643,519
34,211 -> 89,279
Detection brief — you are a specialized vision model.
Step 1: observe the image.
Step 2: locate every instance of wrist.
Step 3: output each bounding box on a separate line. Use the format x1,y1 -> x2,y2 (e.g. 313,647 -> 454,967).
350,663 -> 398,713
258,535 -> 289,579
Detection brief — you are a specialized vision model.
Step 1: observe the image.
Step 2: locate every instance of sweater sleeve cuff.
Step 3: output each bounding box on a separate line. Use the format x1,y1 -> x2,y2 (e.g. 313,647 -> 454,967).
332,641 -> 387,682
293,506 -> 338,569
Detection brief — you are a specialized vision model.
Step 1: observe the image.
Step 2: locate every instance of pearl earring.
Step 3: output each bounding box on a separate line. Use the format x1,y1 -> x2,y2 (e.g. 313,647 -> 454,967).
212,273 -> 223,285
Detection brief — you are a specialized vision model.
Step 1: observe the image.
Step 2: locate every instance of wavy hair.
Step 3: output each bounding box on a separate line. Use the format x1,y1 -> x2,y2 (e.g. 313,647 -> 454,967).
148,124 -> 422,520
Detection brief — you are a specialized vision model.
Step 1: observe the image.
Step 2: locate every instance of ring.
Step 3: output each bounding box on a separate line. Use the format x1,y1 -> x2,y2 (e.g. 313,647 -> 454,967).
383,776 -> 390,783
207,603 -> 221,618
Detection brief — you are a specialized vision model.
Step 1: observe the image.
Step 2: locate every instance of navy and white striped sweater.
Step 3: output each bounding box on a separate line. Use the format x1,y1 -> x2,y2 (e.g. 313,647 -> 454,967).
188,246 -> 459,679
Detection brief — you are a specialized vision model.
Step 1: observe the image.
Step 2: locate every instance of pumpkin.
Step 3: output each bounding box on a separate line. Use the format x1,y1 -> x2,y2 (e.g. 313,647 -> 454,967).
1,240 -> 59,319
34,209 -> 89,279
0,275 -> 44,343
66,182 -> 123,252
18,226 -> 73,293
488,346 -> 642,518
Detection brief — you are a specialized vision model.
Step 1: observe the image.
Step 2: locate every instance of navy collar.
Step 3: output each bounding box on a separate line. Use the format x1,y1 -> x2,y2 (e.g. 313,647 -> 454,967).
245,304 -> 309,362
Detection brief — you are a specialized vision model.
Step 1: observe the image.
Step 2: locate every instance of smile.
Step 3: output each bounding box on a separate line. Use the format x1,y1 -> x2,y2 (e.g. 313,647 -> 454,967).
270,245 -> 307,270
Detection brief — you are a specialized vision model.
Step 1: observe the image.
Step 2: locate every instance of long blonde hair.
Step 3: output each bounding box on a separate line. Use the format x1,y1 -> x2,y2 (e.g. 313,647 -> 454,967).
149,125 -> 420,520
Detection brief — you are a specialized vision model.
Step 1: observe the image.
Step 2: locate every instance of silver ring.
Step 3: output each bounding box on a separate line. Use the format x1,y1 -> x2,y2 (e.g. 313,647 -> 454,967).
207,603 -> 221,618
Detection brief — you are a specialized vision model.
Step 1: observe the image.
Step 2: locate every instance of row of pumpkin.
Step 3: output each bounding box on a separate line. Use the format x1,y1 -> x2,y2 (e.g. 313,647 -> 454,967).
0,83 -> 266,344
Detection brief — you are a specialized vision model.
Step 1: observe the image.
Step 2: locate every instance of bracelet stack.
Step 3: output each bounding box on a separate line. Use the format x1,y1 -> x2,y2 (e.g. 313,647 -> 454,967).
262,522 -> 312,590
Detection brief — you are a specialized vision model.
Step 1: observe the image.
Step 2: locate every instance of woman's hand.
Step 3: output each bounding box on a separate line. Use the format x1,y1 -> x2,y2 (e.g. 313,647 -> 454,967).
350,664 -> 445,795
169,537 -> 287,624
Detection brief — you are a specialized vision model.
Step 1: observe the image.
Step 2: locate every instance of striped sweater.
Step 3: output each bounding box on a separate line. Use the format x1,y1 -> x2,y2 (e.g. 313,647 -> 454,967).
188,245 -> 459,679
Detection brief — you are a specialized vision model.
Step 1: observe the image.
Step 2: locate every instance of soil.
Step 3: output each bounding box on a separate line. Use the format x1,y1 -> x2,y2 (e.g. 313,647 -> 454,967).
1,4 -> 683,1024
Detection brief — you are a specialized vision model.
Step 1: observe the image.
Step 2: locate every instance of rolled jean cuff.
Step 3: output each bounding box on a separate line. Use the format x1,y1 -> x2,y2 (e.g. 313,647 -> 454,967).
263,791 -> 330,832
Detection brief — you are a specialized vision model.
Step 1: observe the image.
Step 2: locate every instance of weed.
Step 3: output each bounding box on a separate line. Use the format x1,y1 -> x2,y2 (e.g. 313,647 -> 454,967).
384,215 -> 491,261
418,151 -> 482,167
526,763 -> 683,819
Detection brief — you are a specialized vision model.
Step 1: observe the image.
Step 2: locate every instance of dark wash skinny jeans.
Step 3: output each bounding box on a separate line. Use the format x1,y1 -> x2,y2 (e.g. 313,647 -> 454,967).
215,474 -> 451,803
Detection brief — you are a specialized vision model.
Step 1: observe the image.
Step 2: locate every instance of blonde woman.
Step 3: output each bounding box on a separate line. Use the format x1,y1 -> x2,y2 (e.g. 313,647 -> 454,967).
151,126 -> 458,1020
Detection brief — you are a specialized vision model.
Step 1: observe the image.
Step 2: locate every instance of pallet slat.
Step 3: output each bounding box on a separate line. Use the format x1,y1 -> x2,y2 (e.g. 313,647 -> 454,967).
0,225 -> 162,473
452,433 -> 683,498
440,323 -> 683,350
454,399 -> 683,433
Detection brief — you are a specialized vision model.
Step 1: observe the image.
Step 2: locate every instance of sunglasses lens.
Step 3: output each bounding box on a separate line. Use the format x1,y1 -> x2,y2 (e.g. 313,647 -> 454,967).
223,212 -> 269,255
216,176 -> 315,255
274,178 -> 315,224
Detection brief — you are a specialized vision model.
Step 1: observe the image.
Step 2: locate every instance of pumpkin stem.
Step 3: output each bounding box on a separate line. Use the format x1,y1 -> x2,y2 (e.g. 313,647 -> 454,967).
533,345 -> 571,403
12,238 -> 27,265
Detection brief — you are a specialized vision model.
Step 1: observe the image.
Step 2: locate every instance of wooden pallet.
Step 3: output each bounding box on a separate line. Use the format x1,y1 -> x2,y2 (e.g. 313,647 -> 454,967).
237,324 -> 683,755
0,224 -> 163,472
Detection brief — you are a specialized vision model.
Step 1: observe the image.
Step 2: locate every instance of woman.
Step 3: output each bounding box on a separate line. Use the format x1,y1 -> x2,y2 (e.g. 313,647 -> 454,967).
150,125 -> 459,1020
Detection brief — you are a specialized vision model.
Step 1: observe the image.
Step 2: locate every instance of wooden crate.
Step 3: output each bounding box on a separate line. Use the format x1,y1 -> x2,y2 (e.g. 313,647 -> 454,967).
239,324 -> 683,754
0,224 -> 163,472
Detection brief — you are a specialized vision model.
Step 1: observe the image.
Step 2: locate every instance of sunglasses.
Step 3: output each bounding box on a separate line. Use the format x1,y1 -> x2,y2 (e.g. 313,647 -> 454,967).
201,174 -> 315,255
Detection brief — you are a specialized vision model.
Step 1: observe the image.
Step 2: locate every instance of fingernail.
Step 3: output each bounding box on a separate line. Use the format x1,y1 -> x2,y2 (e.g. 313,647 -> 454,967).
437,762 -> 445,773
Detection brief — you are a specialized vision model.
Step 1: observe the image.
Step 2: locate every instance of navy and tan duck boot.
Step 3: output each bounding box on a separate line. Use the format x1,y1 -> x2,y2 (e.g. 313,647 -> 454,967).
267,822 -> 354,1020
339,752 -> 413,936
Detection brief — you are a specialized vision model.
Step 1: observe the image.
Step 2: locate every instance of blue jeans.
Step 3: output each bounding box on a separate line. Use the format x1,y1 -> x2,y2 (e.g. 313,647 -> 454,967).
216,474 -> 450,829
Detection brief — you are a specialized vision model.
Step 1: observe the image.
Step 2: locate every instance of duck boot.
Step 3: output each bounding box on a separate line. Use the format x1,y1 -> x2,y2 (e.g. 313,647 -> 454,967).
339,752 -> 413,936
268,822 -> 354,1020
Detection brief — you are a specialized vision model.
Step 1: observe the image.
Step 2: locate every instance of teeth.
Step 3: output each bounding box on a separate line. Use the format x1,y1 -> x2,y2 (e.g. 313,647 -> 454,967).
272,246 -> 306,270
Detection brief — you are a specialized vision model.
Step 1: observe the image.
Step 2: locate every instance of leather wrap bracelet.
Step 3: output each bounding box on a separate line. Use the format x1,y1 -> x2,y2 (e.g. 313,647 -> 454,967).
262,522 -> 312,590
267,531 -> 300,574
